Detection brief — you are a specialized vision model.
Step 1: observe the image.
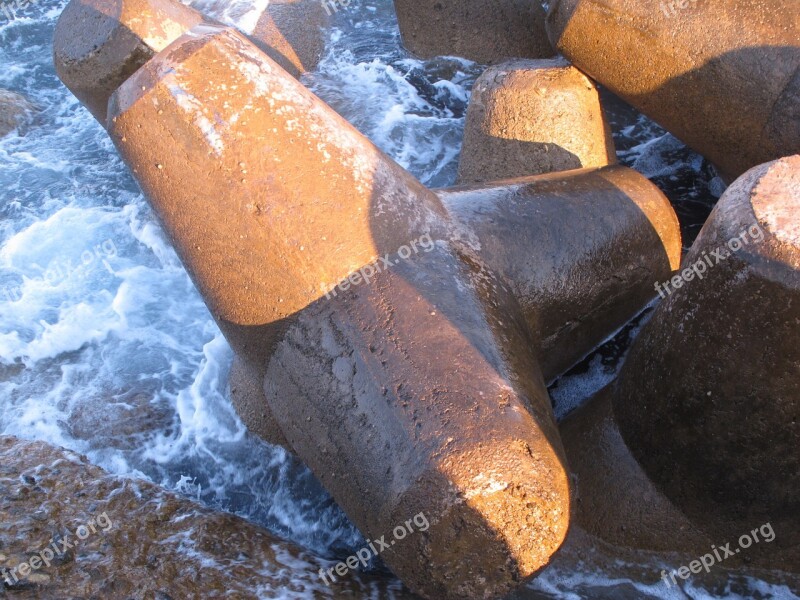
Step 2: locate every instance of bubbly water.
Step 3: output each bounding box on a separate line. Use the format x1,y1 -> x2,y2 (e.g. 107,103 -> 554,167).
0,0 -> 794,598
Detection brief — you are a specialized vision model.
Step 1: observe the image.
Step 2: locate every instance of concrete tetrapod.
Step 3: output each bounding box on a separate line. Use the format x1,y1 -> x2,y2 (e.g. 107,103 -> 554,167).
392,0 -> 554,63
52,0 -> 681,450
104,25 -> 570,600
190,0 -> 331,76
457,57 -> 616,184
614,155 -> 800,572
546,0 -> 800,181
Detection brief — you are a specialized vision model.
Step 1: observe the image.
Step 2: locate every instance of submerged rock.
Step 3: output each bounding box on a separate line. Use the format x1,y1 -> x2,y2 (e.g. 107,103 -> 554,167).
457,57 -> 616,184
0,90 -> 36,137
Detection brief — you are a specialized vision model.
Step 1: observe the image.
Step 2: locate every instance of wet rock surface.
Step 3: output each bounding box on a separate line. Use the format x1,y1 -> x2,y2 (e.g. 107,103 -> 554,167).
0,435 -> 411,599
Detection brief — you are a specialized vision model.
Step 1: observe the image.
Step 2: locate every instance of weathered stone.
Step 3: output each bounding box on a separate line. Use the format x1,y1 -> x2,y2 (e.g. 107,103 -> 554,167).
546,0 -> 800,180
392,0 -> 554,63
457,58 -> 616,184
103,25 -> 571,600
0,89 -> 36,137
614,155 -> 800,571
0,435 -> 410,598
438,165 -> 681,380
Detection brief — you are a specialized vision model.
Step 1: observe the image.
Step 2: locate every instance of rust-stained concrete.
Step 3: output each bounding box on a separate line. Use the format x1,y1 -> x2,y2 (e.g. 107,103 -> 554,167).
614,155 -> 800,572
546,0 -> 800,180
457,58 -> 616,184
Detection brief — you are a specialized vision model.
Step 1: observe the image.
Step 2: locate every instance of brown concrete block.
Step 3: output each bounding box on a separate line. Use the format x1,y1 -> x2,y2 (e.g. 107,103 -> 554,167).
614,155 -> 800,572
194,0 -> 330,77
439,165 -> 681,381
560,385 -> 714,555
392,0 -> 554,63
233,164 -> 682,450
457,58 -> 616,184
546,0 -> 800,180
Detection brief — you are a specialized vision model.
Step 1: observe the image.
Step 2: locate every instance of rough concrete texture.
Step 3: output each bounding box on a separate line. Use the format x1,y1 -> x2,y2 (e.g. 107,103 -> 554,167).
546,0 -> 800,181
614,155 -> 800,572
0,90 -> 36,137
53,0 -> 204,122
228,354 -> 290,449
392,0 -> 554,63
264,246 -> 570,599
0,435 -> 414,598
457,57 -> 616,184
560,386 -> 714,555
103,25 -> 571,599
251,0 -> 330,77
438,166 -> 681,380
